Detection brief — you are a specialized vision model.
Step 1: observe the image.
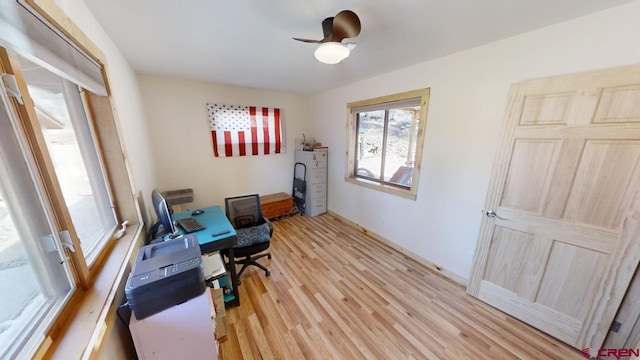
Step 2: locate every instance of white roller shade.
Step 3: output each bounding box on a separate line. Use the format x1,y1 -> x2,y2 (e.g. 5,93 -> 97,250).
0,1 -> 107,96
350,98 -> 421,114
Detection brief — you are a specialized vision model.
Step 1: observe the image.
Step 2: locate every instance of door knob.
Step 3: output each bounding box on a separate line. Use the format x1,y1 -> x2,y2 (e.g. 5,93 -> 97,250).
486,210 -> 506,220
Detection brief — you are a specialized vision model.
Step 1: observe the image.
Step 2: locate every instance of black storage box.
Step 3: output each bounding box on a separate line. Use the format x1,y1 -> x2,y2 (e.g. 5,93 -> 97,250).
125,235 -> 205,320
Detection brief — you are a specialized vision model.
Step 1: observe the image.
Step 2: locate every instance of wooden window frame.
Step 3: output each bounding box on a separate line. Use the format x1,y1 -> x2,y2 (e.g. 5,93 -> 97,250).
0,1 -> 144,358
346,88 -> 430,200
8,0 -> 140,287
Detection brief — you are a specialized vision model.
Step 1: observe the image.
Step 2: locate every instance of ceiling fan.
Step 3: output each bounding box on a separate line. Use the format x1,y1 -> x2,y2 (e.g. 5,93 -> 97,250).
293,10 -> 361,64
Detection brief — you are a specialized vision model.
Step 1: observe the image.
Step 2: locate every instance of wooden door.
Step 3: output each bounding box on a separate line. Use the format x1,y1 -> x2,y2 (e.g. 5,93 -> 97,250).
467,64 -> 640,350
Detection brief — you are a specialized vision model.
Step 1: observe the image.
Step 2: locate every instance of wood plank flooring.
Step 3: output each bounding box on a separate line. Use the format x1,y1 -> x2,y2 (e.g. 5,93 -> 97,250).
219,213 -> 583,359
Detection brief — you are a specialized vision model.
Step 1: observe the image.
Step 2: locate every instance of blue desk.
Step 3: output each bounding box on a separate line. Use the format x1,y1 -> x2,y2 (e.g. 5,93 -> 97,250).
172,205 -> 240,307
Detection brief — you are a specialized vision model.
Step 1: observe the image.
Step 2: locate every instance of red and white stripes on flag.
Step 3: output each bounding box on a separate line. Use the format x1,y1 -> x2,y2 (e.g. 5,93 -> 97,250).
207,104 -> 285,157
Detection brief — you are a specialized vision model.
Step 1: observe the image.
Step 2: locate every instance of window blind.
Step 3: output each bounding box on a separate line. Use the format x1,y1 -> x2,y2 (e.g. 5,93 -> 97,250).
0,1 -> 107,96
350,98 -> 421,114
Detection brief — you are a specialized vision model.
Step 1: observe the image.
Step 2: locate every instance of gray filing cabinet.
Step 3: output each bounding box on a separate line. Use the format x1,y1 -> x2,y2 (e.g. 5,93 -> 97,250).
295,149 -> 327,216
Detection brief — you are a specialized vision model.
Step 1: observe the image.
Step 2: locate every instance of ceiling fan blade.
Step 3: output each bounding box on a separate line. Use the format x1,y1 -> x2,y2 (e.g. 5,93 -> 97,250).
293,10 -> 360,47
293,17 -> 334,45
321,17 -> 333,38
292,37 -> 322,43
331,10 -> 361,42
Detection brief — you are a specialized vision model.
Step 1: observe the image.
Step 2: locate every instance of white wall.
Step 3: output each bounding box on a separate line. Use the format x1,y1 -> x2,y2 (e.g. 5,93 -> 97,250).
55,0 -> 156,222
310,1 -> 640,281
137,75 -> 311,210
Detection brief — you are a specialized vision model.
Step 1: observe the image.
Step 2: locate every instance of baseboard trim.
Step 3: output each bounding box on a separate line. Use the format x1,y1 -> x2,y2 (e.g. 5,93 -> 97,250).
326,210 -> 469,287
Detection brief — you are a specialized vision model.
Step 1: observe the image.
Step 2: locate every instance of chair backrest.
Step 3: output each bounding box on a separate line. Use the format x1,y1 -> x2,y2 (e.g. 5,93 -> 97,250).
224,194 -> 265,229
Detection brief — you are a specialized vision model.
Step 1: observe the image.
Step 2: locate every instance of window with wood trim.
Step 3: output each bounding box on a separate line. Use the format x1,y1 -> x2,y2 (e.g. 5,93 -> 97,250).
346,89 -> 430,200
0,3 -> 137,358
17,55 -> 117,266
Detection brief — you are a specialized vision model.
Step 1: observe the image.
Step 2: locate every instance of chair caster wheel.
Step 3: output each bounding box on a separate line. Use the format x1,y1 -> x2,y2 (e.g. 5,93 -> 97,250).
266,271 -> 270,276
267,254 -> 272,260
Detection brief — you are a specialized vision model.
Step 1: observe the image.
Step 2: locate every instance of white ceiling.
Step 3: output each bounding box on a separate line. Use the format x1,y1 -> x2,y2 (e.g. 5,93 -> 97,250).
84,0 -> 633,95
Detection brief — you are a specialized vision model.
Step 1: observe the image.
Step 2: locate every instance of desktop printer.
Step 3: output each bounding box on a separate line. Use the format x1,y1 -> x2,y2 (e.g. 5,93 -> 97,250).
125,235 -> 205,320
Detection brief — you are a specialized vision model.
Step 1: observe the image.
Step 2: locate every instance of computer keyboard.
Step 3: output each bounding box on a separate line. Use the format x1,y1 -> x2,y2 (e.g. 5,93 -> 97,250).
176,217 -> 205,233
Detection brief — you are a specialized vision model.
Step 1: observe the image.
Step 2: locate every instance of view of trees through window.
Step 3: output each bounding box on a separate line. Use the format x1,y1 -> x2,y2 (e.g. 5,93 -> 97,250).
355,106 -> 420,187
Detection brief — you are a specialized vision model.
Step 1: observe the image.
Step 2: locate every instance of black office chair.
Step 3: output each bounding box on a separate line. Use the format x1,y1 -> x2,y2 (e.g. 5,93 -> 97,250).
223,194 -> 273,278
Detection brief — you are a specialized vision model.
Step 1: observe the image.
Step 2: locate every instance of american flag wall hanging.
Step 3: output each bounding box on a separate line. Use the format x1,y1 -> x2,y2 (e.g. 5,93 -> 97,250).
207,104 -> 285,157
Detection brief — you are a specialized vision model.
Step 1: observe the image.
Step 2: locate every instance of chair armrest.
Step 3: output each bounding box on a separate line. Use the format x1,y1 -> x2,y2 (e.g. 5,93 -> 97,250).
264,218 -> 273,237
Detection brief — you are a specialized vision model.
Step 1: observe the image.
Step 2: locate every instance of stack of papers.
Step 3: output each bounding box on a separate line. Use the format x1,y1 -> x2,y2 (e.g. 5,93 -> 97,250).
202,252 -> 226,280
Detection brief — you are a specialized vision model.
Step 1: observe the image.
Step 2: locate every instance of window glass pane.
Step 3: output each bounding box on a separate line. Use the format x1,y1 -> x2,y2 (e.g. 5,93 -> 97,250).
355,110 -> 385,179
0,92 -> 73,359
384,107 -> 420,187
347,89 -> 429,198
18,56 -> 117,265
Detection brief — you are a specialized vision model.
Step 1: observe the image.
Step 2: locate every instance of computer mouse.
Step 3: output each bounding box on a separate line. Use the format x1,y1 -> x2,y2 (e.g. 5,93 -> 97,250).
191,209 -> 204,215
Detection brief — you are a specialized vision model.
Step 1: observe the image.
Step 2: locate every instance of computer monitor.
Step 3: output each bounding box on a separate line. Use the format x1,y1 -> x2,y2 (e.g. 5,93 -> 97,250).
151,188 -> 176,236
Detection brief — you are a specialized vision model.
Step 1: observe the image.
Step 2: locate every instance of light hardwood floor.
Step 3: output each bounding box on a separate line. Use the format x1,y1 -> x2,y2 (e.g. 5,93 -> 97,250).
219,213 -> 583,359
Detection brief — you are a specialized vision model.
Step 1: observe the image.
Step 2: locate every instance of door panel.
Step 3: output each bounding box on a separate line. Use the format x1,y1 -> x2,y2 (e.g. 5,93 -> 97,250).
520,93 -> 572,125
541,138 -> 586,219
479,280 -> 582,345
484,227 -> 550,301
483,226 -> 534,292
563,140 -> 640,229
501,139 -> 560,213
536,242 -> 604,319
468,64 -> 640,350
593,85 -> 640,123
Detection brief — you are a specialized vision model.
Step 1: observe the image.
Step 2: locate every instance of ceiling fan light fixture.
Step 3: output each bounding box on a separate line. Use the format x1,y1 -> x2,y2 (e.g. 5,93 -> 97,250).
314,42 -> 350,64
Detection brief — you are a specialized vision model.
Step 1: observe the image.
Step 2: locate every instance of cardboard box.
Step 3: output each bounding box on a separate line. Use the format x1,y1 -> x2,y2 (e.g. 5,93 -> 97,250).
212,288 -> 227,339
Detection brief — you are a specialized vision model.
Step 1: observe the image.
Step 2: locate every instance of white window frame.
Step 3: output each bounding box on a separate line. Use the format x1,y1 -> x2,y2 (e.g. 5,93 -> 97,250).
18,64 -> 118,266
0,76 -> 76,360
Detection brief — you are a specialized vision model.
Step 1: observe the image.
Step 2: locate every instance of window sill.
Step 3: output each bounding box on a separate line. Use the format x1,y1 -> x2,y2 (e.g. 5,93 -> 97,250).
345,176 -> 417,200
40,223 -> 144,359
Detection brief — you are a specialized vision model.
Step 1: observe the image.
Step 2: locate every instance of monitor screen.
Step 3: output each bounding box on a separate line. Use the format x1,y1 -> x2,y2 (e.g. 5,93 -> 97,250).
151,188 -> 176,236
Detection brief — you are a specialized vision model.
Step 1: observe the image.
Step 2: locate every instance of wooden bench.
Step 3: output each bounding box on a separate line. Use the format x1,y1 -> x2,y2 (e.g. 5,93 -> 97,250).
260,193 -> 293,219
